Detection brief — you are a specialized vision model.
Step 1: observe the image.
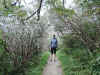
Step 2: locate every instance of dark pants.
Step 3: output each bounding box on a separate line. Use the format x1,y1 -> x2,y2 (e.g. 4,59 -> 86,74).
51,47 -> 56,54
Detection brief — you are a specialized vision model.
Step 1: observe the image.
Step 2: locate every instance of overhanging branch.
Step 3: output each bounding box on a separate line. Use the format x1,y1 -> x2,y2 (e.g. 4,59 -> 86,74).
25,0 -> 43,21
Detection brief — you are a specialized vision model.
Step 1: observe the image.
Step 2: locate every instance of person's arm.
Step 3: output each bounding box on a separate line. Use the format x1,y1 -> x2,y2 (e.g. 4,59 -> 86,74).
50,40 -> 52,50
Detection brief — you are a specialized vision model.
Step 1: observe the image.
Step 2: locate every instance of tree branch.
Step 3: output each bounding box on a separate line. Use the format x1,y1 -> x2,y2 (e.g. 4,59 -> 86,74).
25,0 -> 43,21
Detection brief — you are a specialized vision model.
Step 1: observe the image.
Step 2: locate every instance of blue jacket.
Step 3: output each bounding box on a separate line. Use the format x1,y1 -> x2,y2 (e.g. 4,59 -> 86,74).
51,38 -> 58,48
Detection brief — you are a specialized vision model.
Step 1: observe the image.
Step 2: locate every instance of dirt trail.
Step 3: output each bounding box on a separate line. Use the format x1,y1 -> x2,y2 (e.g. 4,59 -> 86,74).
43,57 -> 63,75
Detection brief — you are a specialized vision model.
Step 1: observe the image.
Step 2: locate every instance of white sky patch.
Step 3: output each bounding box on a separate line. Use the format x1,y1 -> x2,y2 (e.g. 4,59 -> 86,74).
21,0 -> 37,10
40,8 -> 46,16
65,0 -> 75,8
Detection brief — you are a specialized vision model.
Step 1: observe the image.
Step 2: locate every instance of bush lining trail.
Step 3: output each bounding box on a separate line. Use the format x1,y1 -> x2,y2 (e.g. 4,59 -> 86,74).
24,52 -> 49,75
57,50 -> 92,75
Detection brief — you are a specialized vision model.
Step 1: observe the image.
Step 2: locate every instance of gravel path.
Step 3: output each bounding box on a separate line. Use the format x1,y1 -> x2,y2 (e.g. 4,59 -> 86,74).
43,57 -> 63,75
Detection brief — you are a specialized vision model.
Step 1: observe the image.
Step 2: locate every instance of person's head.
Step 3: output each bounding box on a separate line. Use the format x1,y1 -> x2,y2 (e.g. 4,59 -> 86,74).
53,34 -> 56,38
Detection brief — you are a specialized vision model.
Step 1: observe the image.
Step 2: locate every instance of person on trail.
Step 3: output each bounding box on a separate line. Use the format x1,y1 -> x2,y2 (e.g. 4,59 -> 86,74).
50,34 -> 58,62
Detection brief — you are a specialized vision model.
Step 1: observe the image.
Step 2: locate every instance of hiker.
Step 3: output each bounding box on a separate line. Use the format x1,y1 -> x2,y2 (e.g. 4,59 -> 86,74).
50,34 -> 58,62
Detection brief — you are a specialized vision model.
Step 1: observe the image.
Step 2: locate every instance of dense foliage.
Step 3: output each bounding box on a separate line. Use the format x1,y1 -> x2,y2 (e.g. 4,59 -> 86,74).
52,0 -> 100,75
0,0 -> 100,75
0,0 -> 48,75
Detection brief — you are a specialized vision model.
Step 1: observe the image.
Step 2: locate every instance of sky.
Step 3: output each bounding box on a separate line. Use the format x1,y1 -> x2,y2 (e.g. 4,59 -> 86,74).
65,0 -> 75,8
21,0 -> 75,16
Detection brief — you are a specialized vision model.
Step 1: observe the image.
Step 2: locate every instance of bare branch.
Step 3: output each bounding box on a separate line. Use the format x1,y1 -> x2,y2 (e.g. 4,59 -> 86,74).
25,0 -> 43,21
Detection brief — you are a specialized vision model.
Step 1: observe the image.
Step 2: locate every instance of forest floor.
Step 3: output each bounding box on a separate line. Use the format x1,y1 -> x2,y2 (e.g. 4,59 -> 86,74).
42,56 -> 63,75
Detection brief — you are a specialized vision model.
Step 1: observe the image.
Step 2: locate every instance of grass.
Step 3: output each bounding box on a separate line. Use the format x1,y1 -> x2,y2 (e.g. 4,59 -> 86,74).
26,51 -> 50,75
57,50 -> 91,75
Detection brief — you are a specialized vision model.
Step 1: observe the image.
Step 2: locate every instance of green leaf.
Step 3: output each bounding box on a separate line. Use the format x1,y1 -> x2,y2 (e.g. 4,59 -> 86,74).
16,10 -> 27,17
53,7 -> 75,16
